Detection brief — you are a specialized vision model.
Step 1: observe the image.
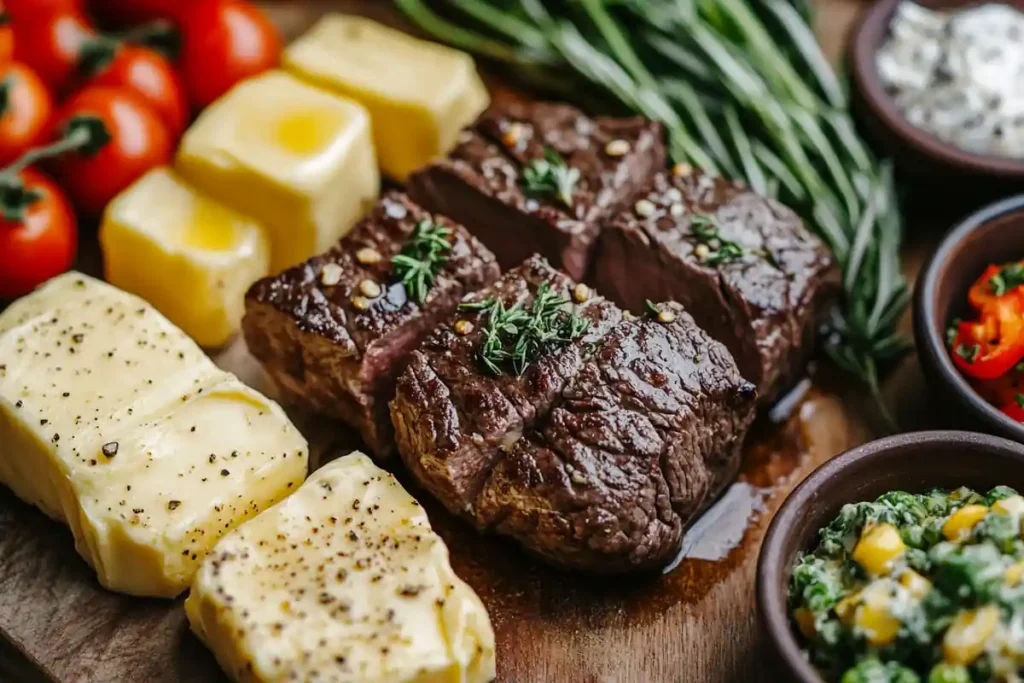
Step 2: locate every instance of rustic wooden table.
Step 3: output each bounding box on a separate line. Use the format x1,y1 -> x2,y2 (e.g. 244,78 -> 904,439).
0,1 -> 955,681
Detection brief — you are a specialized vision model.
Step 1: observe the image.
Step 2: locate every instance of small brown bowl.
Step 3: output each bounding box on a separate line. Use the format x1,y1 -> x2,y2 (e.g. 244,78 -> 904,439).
756,430 -> 1024,682
850,0 -> 1024,200
914,195 -> 1024,443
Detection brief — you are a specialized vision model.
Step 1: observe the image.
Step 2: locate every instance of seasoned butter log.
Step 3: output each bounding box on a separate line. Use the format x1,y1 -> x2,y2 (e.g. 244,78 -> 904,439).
244,192 -> 500,459
0,273 -> 308,597
186,452 -> 496,683
391,256 -> 757,573
284,14 -> 490,181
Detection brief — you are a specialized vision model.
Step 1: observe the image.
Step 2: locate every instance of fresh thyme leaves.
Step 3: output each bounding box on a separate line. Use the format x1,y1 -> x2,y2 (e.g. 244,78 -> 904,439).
645,299 -> 661,316
990,263 -> 1024,296
459,282 -> 590,376
391,219 -> 452,304
955,343 -> 980,364
522,147 -> 580,208
689,214 -> 745,265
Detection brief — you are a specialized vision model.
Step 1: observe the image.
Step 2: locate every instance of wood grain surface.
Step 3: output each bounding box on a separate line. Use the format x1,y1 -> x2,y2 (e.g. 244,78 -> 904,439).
0,1 -> 943,682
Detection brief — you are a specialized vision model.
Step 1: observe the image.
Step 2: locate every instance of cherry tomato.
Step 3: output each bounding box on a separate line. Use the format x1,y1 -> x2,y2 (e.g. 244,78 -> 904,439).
47,85 -> 171,215
5,0 -> 83,22
12,10 -> 97,94
0,3 -> 13,67
0,168 -> 76,299
0,63 -> 54,166
179,1 -> 280,109
86,45 -> 186,138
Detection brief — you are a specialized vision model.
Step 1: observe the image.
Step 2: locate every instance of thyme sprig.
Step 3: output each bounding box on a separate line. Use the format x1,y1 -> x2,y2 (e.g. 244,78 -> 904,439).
522,147 -> 580,208
689,214 -> 746,265
459,282 -> 590,375
990,263 -> 1024,297
392,219 -> 452,304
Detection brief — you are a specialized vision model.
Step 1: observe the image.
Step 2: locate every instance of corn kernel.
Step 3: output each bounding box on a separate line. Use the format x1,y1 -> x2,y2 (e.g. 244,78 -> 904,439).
943,504 -> 989,542
853,584 -> 901,647
943,605 -> 1000,665
994,495 -> 1024,517
852,523 -> 905,576
834,590 -> 862,624
794,607 -> 816,639
898,569 -> 932,599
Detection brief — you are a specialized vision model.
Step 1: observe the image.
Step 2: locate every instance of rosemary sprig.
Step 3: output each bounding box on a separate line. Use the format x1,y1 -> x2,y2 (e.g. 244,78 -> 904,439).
990,263 -> 1024,296
459,282 -> 589,375
392,219 -> 452,304
522,147 -> 580,208
689,214 -> 746,265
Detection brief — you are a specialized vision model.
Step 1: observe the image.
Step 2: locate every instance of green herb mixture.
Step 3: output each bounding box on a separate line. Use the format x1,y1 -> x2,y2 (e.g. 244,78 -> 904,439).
790,487 -> 1024,682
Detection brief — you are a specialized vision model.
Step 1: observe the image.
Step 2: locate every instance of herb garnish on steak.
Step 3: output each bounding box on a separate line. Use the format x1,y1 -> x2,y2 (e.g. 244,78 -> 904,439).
391,219 -> 453,303
521,147 -> 580,208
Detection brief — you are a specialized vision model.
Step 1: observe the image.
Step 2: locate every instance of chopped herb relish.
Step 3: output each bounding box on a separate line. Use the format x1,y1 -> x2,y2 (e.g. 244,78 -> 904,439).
790,486 -> 1024,682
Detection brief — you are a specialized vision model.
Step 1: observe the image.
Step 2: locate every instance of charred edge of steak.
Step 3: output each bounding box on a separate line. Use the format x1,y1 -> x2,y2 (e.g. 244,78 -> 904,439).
243,191 -> 499,458
593,170 -> 837,403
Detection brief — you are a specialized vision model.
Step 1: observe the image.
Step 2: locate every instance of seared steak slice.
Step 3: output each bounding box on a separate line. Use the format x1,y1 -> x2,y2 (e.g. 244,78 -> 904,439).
407,101 -> 665,280
592,169 -> 838,403
390,255 -> 621,514
243,192 -> 500,458
391,257 -> 757,573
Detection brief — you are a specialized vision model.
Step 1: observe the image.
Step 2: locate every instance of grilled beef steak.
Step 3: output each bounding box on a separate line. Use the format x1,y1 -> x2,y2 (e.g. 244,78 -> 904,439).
407,101 -> 666,280
390,256 -> 756,572
243,192 -> 500,458
592,168 -> 838,403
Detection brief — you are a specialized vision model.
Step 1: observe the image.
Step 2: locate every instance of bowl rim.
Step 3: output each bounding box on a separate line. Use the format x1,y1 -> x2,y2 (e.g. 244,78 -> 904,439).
755,430 -> 1024,683
915,194 -> 1024,443
850,0 -> 1024,178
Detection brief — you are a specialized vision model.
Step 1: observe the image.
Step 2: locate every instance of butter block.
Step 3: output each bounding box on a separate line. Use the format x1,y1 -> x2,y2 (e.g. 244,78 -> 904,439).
101,167 -> 271,348
284,15 -> 490,181
0,273 -> 309,597
186,453 -> 496,683
176,70 -> 379,272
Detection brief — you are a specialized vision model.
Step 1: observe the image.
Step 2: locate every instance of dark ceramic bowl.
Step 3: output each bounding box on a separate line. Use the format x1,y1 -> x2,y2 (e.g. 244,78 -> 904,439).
756,430 -> 1024,682
850,0 -> 1024,199
914,195 -> 1024,443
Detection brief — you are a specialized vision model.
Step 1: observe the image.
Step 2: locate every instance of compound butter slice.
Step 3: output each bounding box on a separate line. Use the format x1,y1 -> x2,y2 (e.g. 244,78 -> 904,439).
0,273 -> 308,597
186,452 -> 496,683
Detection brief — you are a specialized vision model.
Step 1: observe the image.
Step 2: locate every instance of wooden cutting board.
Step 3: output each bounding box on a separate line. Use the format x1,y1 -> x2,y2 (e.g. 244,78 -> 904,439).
0,1 -> 937,681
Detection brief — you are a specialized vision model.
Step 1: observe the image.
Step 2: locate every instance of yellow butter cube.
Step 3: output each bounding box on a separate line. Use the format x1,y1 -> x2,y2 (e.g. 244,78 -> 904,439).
101,167 -> 270,348
176,70 -> 379,272
284,14 -> 489,181
0,274 -> 308,597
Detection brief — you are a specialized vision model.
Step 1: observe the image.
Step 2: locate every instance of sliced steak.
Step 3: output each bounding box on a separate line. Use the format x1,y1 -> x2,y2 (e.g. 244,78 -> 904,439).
407,101 -> 665,280
391,257 -> 757,573
592,168 -> 838,403
390,255 -> 621,515
243,192 -> 500,459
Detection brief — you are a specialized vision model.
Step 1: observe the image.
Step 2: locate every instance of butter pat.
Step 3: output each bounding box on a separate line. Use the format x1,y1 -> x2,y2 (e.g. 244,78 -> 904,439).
0,273 -> 308,597
284,15 -> 489,181
186,453 -> 496,683
101,167 -> 270,347
176,70 -> 379,272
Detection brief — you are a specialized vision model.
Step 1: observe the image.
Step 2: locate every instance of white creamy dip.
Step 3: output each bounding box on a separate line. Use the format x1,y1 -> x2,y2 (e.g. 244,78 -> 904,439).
876,1 -> 1024,158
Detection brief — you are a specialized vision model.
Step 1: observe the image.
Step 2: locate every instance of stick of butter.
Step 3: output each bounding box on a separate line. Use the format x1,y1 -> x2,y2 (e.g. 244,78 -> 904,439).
101,166 -> 270,348
176,70 -> 380,273
284,15 -> 490,181
186,452 -> 496,683
0,273 -> 308,597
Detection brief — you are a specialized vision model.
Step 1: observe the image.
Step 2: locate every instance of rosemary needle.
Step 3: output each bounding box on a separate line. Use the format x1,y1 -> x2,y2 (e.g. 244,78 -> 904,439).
392,220 -> 452,304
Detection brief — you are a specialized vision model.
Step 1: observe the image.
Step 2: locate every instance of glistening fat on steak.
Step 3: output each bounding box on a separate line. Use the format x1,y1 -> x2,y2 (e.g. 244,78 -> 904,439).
390,256 -> 757,573
243,192 -> 500,459
592,167 -> 838,403
407,101 -> 666,281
